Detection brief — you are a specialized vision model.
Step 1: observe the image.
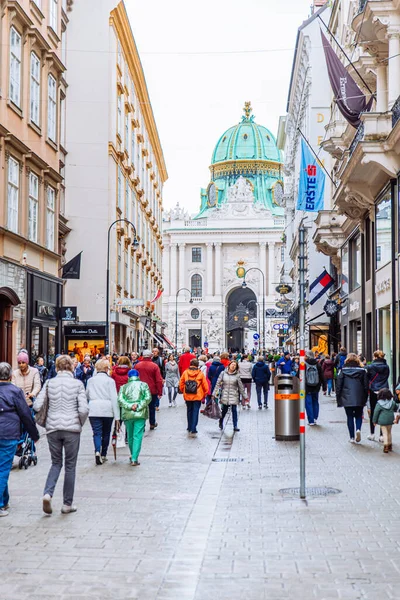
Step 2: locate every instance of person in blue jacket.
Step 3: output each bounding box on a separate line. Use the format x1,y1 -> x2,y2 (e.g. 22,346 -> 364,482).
276,352 -> 294,375
208,356 -> 225,395
0,362 -> 40,517
252,356 -> 271,409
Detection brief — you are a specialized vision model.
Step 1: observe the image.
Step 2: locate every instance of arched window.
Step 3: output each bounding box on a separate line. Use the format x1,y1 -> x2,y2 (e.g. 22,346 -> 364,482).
191,274 -> 202,298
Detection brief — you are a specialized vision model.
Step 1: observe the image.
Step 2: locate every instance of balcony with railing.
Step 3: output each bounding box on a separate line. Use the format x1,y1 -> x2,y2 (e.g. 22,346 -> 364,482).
348,122 -> 364,156
392,96 -> 400,127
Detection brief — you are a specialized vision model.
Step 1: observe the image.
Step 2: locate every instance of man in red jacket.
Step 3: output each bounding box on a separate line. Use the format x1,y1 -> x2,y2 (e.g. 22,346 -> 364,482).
135,349 -> 163,430
178,347 -> 196,376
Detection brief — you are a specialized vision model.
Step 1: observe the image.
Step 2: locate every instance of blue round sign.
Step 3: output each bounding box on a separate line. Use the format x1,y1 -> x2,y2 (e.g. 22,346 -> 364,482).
253,333 -> 260,340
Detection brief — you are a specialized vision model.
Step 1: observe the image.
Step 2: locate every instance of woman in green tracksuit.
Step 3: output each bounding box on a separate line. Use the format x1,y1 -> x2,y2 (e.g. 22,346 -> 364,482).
118,369 -> 151,466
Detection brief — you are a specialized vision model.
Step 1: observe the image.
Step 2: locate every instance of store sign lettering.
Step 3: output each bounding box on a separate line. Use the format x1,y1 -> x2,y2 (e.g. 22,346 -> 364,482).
349,301 -> 360,313
36,301 -> 57,320
375,278 -> 391,294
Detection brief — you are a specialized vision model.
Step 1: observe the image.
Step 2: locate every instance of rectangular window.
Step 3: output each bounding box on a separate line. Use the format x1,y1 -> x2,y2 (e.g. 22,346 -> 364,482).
341,244 -> 349,296
118,241 -> 122,284
125,114 -> 129,152
117,94 -> 122,138
48,75 -> 57,142
10,27 -> 22,107
117,167 -> 123,209
7,157 -> 19,233
192,247 -> 202,262
350,234 -> 361,291
281,246 -> 285,262
130,260 -> 134,296
46,186 -> 55,251
125,183 -> 129,217
49,0 -> 58,32
30,52 -> 40,125
28,172 -> 39,243
376,190 -> 391,270
117,41 -> 122,65
131,129 -> 135,165
33,0 -> 42,6
125,252 -> 129,291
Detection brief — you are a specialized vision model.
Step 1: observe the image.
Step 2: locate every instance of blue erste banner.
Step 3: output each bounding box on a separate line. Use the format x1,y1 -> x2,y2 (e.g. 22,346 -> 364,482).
296,139 -> 325,212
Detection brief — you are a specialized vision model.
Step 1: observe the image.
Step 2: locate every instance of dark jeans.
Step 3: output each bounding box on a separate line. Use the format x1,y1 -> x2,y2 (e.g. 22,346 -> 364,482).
44,430 -> 81,506
149,395 -> 158,426
89,416 -> 114,456
221,404 -> 238,428
0,439 -> 18,508
344,406 -> 363,439
305,392 -> 320,424
168,387 -> 178,402
186,401 -> 201,433
255,383 -> 268,406
369,391 -> 378,434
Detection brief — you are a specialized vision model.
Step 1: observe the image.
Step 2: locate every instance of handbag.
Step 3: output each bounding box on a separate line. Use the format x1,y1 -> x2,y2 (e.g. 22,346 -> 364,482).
116,422 -> 126,448
34,381 -> 49,427
203,399 -> 221,420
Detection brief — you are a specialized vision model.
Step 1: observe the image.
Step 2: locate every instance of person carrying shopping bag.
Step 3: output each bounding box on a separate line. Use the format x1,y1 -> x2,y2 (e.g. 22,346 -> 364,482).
118,369 -> 152,466
86,359 -> 120,465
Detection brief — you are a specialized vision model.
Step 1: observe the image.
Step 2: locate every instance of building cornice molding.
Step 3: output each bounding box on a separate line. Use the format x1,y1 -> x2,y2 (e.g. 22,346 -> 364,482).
110,3 -> 168,184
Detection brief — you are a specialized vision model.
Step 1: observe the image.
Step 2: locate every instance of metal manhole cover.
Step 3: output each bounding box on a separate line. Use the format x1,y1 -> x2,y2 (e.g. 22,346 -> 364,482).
279,487 -> 342,497
212,458 -> 244,463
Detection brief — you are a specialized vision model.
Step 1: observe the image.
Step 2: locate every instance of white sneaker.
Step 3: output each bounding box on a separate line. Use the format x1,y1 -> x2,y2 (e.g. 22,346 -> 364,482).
61,505 -> 77,514
309,422 -> 316,426
173,401 -> 177,407
168,403 -> 172,407
355,430 -> 361,443
379,435 -> 384,443
42,494 -> 52,515
349,438 -> 355,443
367,434 -> 375,441
314,420 -> 318,426
0,508 -> 9,517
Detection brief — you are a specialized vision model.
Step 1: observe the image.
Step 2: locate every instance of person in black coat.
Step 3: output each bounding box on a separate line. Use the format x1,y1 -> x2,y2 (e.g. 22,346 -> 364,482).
208,357 -> 225,394
366,350 -> 390,441
252,357 -> 271,409
336,353 -> 369,443
0,362 -> 39,517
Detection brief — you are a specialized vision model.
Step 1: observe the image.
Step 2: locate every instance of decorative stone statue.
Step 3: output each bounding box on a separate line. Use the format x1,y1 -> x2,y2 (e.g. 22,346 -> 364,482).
227,176 -> 254,204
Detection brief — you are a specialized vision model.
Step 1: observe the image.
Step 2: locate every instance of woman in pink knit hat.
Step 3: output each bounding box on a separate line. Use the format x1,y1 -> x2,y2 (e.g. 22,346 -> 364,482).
12,352 -> 41,407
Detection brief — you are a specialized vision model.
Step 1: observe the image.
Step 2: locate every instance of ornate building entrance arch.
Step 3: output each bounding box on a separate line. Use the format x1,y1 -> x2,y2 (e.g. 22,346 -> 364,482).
0,287 -> 21,365
226,287 -> 257,351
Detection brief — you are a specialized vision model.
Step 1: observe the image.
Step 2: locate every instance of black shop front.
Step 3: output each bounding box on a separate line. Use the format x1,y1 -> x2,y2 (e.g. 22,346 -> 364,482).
64,325 -> 106,360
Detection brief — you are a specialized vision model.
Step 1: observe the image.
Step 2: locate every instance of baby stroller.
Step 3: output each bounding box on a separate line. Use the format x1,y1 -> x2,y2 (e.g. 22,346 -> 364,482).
16,410 -> 38,470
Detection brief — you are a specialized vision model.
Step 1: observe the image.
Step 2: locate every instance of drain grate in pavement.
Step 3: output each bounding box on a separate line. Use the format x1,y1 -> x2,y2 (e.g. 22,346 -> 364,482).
212,458 -> 244,463
279,486 -> 342,497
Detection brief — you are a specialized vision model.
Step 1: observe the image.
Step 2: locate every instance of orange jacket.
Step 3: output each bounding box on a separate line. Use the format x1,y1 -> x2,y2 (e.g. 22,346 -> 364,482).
179,367 -> 209,401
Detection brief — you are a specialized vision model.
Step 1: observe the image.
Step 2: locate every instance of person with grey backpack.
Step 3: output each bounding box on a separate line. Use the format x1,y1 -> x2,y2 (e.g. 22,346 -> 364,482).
305,350 -> 323,426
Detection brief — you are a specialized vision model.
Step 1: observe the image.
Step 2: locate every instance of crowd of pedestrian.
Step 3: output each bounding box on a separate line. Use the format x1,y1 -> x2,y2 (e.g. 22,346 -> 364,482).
1,342 -> 399,519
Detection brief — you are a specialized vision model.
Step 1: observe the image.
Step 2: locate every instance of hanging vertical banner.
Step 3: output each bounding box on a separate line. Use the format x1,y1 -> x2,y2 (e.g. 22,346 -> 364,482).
296,139 -> 325,212
320,30 -> 373,129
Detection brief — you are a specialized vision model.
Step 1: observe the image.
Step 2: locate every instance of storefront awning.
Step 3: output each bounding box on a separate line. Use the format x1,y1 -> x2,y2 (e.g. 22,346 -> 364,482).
160,333 -> 175,349
144,328 -> 166,348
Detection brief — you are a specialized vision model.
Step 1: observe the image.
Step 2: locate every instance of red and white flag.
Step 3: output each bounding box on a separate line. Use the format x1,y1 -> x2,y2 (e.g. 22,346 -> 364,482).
309,269 -> 334,305
149,289 -> 163,304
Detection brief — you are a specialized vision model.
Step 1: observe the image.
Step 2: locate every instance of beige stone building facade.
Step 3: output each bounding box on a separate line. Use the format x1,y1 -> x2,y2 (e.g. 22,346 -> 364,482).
0,0 -> 72,365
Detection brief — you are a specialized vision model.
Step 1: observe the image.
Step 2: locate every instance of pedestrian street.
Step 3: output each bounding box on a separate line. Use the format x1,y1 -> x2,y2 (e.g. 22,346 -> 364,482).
1,390 -> 400,600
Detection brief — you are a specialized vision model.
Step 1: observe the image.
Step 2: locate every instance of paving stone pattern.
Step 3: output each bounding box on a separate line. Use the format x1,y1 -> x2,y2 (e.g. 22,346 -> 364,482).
1,390 -> 400,599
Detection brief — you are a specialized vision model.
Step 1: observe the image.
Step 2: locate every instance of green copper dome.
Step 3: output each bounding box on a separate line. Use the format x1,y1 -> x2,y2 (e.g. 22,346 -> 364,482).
211,102 -> 282,164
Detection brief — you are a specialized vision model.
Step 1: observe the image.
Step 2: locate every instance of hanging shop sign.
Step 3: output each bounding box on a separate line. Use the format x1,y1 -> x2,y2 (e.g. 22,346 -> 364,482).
323,299 -> 341,318
61,306 -> 77,321
64,325 -> 106,337
115,298 -> 145,307
275,284 -> 292,295
276,300 -> 291,310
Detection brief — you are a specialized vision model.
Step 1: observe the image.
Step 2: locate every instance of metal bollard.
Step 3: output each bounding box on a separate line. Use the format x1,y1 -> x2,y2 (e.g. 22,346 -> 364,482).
274,374 -> 300,441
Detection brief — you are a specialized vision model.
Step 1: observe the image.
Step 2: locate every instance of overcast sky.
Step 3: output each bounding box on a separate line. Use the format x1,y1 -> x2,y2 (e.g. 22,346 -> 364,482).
126,0 -> 314,213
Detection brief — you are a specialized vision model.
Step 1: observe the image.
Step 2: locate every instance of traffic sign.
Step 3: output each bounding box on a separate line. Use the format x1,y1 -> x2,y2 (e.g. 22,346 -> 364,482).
253,333 -> 260,340
204,341 -> 209,348
254,341 -> 259,346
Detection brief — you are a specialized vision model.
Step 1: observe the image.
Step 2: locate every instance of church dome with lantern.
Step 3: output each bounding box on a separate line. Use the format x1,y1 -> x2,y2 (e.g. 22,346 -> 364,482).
198,102 -> 284,216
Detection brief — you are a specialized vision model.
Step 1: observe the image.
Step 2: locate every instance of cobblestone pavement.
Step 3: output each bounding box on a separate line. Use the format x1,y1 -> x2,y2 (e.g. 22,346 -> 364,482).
1,389 -> 400,599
